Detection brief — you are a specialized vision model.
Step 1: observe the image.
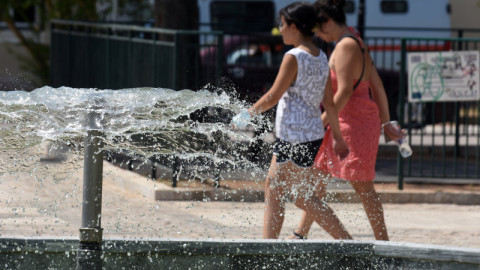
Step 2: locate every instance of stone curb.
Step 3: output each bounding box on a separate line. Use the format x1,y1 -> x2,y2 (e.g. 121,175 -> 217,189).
104,162 -> 480,205
153,188 -> 480,205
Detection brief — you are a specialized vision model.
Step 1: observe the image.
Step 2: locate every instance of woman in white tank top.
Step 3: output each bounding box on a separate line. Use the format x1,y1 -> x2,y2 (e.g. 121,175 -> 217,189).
231,1 -> 353,240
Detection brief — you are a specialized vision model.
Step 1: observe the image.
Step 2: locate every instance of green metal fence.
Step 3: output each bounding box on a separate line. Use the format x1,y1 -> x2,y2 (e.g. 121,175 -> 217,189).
50,21 -> 480,187
50,20 -> 223,90
398,37 -> 480,188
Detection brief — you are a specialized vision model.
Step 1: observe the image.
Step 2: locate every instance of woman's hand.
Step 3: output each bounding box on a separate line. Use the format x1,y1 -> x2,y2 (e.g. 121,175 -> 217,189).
382,121 -> 404,142
333,137 -> 350,160
231,109 -> 252,129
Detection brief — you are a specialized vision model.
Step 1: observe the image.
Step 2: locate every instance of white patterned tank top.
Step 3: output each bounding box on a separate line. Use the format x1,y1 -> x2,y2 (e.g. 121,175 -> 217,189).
275,47 -> 329,144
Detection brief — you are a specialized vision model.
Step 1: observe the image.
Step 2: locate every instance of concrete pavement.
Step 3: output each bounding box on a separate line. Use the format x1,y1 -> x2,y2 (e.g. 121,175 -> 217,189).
1,144 -> 479,250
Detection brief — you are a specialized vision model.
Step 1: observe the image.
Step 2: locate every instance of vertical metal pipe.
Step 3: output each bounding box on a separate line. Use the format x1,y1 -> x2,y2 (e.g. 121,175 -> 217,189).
464,104 -> 471,178
151,162 -> 157,180
128,29 -> 132,88
454,102 -> 459,177
153,33 -> 157,86
357,0 -> 365,38
50,22 -> 55,86
477,101 -> 480,178
454,36 -> 464,175
172,156 -> 180,188
173,32 -> 179,90
105,27 -> 110,89
216,34 -> 224,79
76,108 -> 104,270
398,38 -> 407,190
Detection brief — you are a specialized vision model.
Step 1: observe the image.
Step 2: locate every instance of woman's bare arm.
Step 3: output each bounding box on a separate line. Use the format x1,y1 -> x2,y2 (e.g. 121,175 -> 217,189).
321,40 -> 359,126
369,63 -> 403,141
322,74 -> 349,159
249,54 -> 297,115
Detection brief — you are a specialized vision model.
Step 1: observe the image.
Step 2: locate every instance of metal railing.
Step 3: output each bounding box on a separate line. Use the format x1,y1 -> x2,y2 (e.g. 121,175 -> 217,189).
50,20 -> 223,90
50,21 -> 480,187
398,37 -> 480,188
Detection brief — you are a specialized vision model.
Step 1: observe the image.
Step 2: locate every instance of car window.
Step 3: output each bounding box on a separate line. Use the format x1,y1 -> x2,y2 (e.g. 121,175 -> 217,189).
226,43 -> 285,66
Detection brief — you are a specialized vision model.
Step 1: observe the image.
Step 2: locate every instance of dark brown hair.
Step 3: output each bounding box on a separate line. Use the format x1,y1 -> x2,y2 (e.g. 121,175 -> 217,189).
279,1 -> 316,37
314,0 -> 347,26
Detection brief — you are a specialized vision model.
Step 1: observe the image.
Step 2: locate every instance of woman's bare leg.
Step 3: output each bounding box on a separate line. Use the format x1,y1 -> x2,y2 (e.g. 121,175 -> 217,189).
289,169 -> 328,239
289,211 -> 315,239
350,180 -> 389,241
263,155 -> 287,239
293,180 -> 389,240
289,165 -> 352,239
294,198 -> 352,239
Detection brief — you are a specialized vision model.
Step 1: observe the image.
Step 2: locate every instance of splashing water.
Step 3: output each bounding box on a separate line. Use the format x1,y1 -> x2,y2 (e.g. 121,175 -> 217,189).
0,86 -> 271,176
1,85 -> 480,270
0,85 -> 275,240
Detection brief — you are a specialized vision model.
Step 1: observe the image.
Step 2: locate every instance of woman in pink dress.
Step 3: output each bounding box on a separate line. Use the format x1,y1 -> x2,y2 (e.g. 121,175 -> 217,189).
289,0 -> 403,241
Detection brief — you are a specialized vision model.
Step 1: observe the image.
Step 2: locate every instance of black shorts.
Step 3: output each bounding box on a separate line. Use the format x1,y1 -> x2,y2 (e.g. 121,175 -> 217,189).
273,138 -> 323,168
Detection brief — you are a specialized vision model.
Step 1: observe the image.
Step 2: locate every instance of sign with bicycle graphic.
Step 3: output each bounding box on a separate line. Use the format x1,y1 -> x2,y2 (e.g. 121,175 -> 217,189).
408,51 -> 479,102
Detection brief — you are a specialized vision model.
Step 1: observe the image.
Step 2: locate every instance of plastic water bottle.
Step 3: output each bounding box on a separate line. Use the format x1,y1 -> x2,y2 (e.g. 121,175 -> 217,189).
397,135 -> 413,158
231,109 -> 251,129
389,121 -> 413,158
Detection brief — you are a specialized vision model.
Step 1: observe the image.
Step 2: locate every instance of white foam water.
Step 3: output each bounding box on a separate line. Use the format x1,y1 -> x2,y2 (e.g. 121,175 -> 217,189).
0,86 -> 268,175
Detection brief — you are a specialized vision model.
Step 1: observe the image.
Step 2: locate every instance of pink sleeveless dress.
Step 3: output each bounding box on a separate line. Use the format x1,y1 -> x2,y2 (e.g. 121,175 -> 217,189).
314,70 -> 381,181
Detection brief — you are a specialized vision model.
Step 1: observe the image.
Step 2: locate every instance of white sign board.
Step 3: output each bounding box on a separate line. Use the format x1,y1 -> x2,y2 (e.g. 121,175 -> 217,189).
407,51 -> 479,102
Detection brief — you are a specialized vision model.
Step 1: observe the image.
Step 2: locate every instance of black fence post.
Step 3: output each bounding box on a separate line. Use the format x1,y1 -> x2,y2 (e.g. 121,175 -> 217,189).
172,156 -> 180,187
397,38 -> 407,190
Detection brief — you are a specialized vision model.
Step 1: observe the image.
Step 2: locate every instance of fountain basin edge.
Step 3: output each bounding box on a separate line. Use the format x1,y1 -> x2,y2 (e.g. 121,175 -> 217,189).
0,237 -> 479,269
